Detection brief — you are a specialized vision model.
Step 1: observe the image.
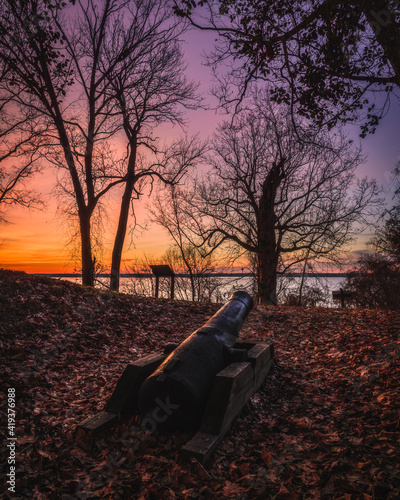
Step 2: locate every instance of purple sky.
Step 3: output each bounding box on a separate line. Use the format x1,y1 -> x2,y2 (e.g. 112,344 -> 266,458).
179,27 -> 400,252
1,23 -> 399,273
182,29 -> 399,187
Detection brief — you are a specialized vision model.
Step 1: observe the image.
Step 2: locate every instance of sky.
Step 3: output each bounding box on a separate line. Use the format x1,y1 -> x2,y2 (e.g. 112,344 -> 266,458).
1,26 -> 400,274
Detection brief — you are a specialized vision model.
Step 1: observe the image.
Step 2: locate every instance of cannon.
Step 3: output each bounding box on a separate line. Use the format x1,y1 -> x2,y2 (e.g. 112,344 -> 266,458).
78,291 -> 274,463
138,291 -> 253,429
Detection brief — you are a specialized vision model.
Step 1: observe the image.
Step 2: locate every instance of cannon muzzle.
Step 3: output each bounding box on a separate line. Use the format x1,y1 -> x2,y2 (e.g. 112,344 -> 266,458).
138,291 -> 253,429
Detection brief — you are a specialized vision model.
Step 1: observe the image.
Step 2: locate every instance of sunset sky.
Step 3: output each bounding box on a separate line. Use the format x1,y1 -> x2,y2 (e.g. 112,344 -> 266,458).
1,28 -> 399,274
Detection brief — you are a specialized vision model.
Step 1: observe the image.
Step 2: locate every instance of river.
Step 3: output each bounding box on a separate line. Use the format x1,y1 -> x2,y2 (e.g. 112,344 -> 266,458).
43,273 -> 347,307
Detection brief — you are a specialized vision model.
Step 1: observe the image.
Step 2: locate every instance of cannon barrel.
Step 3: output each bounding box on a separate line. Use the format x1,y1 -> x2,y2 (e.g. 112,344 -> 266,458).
138,291 -> 253,429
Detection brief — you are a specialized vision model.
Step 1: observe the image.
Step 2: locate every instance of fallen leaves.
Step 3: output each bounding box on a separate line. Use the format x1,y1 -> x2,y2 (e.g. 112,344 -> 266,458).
0,269 -> 400,499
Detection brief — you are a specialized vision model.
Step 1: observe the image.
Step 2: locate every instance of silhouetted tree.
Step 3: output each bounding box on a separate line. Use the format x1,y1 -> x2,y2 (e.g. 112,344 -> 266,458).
126,249 -> 222,302
374,205 -> 400,262
344,187 -> 400,309
344,254 -> 400,309
108,136 -> 203,292
0,109 -> 44,223
87,1 -> 201,291
175,0 -> 400,135
0,0 -> 199,287
173,91 -> 379,304
150,183 -> 222,301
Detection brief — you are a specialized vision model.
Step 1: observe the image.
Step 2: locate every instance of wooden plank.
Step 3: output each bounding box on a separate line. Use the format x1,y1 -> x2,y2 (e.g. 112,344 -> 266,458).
232,341 -> 256,350
201,344 -> 274,435
78,411 -> 117,432
220,362 -> 255,402
247,343 -> 274,391
253,356 -> 274,393
105,353 -> 166,415
78,353 -> 166,432
215,358 -> 272,437
182,362 -> 268,463
247,343 -> 273,366
181,433 -> 221,465
183,343 -> 274,462
200,362 -> 253,435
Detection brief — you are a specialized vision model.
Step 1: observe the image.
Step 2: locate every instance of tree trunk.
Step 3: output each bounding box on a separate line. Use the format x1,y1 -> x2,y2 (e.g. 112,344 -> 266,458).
189,269 -> 196,301
361,0 -> 400,87
257,239 -> 279,305
110,181 -> 134,291
298,247 -> 311,306
257,160 -> 286,305
80,212 -> 95,287
110,140 -> 137,292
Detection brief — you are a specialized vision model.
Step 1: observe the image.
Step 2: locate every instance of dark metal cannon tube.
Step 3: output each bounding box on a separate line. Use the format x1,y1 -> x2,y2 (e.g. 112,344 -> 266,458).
138,291 -> 253,429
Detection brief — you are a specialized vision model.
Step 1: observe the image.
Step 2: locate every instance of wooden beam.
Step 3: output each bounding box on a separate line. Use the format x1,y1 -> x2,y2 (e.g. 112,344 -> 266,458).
105,353 -> 166,415
180,433 -> 221,464
181,343 -> 273,464
78,353 -> 166,432
78,411 -> 117,432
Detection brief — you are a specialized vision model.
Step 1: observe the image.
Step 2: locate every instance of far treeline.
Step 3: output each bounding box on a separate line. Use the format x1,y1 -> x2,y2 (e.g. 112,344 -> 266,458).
0,0 -> 399,307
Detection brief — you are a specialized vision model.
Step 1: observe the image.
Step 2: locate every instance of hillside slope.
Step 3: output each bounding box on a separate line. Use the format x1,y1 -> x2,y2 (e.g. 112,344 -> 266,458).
1,269 -> 399,499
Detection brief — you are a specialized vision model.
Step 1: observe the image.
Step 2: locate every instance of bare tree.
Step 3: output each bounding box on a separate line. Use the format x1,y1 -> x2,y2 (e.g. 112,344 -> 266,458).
126,247 -> 222,302
175,90 -> 380,304
0,160 -> 43,224
0,107 -> 44,224
344,254 -> 400,310
373,205 -> 400,262
343,182 -> 400,309
0,0 -> 199,287
69,0 -> 201,291
175,0 -> 400,136
108,136 -> 203,292
150,183 -> 222,301
150,184 -> 199,300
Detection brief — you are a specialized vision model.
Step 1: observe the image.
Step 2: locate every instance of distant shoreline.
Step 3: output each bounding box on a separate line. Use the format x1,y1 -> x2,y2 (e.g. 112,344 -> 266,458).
31,272 -> 347,278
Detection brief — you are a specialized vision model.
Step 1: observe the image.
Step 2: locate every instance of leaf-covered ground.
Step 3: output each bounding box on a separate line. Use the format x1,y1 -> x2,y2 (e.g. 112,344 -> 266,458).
1,269 -> 399,499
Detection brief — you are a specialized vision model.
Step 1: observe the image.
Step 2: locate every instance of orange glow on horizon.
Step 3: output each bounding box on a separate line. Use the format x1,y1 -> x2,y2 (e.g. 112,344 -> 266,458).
0,15 -> 398,278
0,199 -> 172,274
0,216 -> 72,273
0,189 -> 371,275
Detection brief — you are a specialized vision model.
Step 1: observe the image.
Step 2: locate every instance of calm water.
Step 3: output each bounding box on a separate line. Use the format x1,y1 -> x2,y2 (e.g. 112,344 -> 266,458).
62,274 -> 346,307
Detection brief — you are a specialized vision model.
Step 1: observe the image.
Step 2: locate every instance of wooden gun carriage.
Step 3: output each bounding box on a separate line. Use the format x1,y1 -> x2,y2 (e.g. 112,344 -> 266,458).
79,291 -> 274,463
